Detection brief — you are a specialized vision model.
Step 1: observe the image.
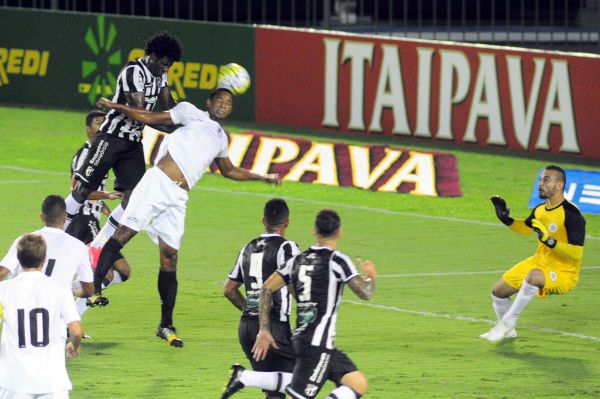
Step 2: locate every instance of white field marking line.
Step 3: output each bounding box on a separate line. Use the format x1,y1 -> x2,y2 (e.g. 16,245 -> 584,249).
379,265 -> 600,278
195,186 -> 600,241
1,164 -> 599,241
0,179 -> 57,184
0,165 -> 69,176
344,299 -> 600,342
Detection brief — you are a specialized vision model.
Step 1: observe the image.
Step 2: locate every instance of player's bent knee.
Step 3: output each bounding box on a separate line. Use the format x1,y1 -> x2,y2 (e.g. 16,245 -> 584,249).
525,268 -> 545,286
340,371 -> 368,395
120,190 -> 133,208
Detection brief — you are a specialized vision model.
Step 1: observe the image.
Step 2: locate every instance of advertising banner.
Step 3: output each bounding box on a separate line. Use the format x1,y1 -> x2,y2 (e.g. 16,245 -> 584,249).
528,168 -> 600,214
0,9 -> 256,120
255,26 -> 600,159
142,128 -> 461,197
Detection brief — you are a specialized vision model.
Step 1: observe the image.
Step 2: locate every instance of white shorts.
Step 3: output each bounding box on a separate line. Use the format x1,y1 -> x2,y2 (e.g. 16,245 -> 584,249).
0,387 -> 69,399
120,167 -> 188,250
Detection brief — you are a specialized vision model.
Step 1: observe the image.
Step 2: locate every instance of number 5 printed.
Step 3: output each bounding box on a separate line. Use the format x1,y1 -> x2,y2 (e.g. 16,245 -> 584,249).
298,265 -> 314,301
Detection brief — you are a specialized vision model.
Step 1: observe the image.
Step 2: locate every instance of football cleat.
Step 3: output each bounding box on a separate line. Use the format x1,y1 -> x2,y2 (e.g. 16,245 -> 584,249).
86,294 -> 109,308
479,321 -> 516,342
221,363 -> 246,399
87,244 -> 102,270
156,325 -> 184,348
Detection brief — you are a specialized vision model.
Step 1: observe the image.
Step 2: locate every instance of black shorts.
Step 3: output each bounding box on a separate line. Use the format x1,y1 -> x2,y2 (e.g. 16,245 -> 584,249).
66,213 -> 100,244
65,214 -> 124,261
75,133 -> 145,192
238,317 -> 295,373
286,341 -> 357,399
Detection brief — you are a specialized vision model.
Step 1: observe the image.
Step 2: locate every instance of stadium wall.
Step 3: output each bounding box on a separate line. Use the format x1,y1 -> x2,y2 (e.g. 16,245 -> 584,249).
0,8 -> 256,120
255,26 -> 600,160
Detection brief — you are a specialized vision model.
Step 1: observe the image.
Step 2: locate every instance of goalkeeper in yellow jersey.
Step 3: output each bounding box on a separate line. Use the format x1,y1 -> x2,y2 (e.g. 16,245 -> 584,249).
480,165 -> 586,342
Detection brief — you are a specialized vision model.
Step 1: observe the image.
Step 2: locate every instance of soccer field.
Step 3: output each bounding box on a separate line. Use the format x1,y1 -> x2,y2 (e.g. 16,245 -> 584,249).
1,105 -> 599,398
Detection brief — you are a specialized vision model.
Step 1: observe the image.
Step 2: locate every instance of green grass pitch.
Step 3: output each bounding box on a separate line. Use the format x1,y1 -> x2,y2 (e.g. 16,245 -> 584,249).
0,106 -> 599,398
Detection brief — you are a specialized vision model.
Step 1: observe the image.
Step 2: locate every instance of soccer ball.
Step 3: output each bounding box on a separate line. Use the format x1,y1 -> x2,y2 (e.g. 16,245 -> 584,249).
217,63 -> 251,95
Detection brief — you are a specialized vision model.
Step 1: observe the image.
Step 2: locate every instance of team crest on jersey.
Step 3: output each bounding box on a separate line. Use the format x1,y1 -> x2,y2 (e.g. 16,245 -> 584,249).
549,271 -> 558,281
549,222 -> 558,233
305,384 -> 318,396
136,73 -> 144,87
85,166 -> 94,177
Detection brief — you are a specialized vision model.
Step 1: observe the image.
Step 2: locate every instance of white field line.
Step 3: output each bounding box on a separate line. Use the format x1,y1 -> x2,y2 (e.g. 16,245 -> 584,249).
0,179 -> 56,184
1,164 -> 599,241
344,299 -> 600,342
379,265 -> 600,278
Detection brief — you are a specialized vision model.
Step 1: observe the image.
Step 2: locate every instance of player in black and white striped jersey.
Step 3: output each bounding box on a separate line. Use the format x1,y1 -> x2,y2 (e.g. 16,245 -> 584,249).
222,209 -> 377,399
64,32 -> 183,290
66,111 -> 131,316
224,198 -> 300,399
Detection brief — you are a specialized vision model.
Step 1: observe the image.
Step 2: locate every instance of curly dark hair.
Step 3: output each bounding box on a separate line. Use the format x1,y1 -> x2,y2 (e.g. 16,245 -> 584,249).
145,31 -> 183,62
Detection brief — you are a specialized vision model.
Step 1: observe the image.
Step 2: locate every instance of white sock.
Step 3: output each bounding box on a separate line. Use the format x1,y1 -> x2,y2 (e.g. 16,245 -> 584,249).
104,271 -> 123,288
501,280 -> 539,327
64,193 -> 84,229
491,294 -> 512,321
239,370 -> 292,393
91,204 -> 125,248
75,297 -> 89,317
327,385 -> 358,399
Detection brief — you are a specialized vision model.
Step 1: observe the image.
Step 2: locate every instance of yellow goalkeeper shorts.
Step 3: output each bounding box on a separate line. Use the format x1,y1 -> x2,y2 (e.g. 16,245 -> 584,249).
502,257 -> 579,298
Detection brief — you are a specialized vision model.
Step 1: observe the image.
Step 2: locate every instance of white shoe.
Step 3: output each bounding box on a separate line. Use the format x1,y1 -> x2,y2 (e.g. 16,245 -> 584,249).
479,321 -> 515,342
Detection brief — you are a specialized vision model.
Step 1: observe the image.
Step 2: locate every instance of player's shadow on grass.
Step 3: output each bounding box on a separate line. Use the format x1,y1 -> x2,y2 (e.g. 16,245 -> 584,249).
492,342 -> 590,381
84,341 -> 121,355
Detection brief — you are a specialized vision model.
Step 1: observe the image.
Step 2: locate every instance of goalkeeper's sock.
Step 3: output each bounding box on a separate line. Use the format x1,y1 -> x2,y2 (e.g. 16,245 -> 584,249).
239,371 -> 292,393
501,281 -> 538,327
327,385 -> 361,399
491,294 -> 512,320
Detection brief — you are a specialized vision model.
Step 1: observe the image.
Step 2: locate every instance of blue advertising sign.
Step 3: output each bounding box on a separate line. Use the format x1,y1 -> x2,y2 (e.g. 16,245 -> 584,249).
529,168 -> 600,214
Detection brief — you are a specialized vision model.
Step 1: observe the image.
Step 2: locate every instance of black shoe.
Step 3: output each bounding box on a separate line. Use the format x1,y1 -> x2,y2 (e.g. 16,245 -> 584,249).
87,294 -> 109,307
156,325 -> 184,348
221,363 -> 246,399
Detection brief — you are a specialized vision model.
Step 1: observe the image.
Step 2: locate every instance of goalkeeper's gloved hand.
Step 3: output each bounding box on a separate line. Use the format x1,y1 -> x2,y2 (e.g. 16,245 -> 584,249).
531,219 -> 556,248
490,195 -> 514,226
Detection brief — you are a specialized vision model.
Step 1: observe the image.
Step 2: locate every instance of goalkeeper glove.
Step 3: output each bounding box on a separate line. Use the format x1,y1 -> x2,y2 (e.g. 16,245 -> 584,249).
531,219 -> 556,248
490,195 -> 514,226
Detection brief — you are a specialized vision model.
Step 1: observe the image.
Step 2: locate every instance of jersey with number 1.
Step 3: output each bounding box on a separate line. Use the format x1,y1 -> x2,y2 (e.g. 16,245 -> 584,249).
228,233 -> 300,322
0,271 -> 80,393
278,246 -> 359,350
0,226 -> 93,286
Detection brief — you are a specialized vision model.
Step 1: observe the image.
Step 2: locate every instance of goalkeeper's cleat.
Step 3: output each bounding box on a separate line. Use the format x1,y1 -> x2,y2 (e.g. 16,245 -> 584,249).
83,334 -> 93,340
86,244 -> 102,270
221,364 -> 246,399
479,321 -> 515,342
156,325 -> 184,348
86,294 -> 109,308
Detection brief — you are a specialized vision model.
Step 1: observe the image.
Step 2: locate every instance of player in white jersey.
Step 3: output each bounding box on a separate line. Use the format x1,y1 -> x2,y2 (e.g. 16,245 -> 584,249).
90,89 -> 281,347
0,196 -> 94,301
0,234 -> 82,398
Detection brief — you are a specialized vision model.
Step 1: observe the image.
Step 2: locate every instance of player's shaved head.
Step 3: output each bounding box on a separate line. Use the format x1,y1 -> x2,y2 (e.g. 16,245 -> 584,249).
264,198 -> 289,228
86,110 -> 106,127
545,165 -> 566,186
315,209 -> 341,237
41,195 -> 66,226
17,234 -> 46,269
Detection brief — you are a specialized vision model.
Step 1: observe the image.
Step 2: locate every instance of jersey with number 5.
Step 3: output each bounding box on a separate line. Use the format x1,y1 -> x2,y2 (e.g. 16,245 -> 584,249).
0,226 -> 93,288
278,246 -> 359,350
0,271 -> 80,393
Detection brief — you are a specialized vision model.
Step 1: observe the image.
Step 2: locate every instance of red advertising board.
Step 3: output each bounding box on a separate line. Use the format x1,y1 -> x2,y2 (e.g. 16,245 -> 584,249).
255,26 -> 600,159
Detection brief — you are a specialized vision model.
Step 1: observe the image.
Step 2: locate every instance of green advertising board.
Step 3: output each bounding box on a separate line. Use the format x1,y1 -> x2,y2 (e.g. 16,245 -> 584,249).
0,8 -> 256,120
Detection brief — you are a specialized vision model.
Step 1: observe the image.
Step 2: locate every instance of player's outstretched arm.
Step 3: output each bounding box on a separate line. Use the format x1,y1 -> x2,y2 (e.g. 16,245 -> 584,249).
347,258 -> 376,300
490,195 -> 532,235
215,157 -> 281,185
252,273 -> 285,361
96,97 -> 174,126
